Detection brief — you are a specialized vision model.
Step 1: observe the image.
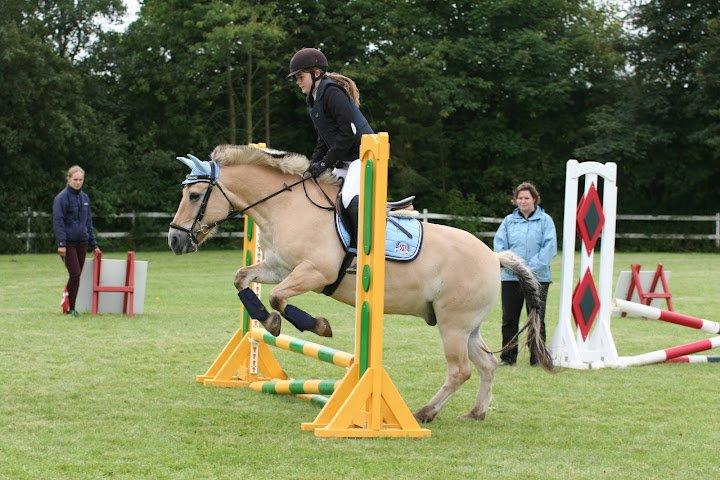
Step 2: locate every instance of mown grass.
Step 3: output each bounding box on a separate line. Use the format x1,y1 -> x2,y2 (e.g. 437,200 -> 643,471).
1,251 -> 719,479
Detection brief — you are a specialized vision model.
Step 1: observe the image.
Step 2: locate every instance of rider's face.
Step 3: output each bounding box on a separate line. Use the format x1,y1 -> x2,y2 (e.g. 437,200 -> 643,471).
295,71 -> 314,94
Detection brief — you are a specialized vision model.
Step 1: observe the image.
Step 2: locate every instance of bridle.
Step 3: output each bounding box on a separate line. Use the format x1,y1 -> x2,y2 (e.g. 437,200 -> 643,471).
169,162 -> 334,246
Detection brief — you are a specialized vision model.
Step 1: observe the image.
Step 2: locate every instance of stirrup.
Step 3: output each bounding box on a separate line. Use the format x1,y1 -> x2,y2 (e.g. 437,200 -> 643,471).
346,258 -> 358,275
387,195 -> 415,211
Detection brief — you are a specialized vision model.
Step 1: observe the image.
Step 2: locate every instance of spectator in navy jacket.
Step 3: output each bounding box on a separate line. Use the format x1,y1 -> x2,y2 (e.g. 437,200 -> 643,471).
493,181 -> 557,366
53,165 -> 101,316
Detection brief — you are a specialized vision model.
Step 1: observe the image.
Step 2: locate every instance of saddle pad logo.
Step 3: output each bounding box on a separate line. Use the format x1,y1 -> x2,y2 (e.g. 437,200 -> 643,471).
395,241 -> 409,253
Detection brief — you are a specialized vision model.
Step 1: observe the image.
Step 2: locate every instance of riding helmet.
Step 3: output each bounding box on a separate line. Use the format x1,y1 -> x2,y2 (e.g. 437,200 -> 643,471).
287,48 -> 328,78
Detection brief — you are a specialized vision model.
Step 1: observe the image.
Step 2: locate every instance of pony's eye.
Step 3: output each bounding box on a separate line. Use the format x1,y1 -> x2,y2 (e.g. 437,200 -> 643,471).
189,192 -> 201,201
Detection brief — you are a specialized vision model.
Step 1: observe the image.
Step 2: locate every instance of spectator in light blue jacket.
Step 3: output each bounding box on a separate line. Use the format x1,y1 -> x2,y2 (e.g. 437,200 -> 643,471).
493,181 -> 557,366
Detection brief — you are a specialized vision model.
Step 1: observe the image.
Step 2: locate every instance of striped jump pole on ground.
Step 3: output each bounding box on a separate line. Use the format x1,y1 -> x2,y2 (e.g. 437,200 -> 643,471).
621,336 -> 720,367
249,328 -> 354,368
294,394 -> 329,407
666,355 -> 720,364
249,380 -> 340,395
614,299 -> 720,334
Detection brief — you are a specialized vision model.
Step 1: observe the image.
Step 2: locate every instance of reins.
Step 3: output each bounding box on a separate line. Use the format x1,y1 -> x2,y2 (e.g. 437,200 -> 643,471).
303,177 -> 336,211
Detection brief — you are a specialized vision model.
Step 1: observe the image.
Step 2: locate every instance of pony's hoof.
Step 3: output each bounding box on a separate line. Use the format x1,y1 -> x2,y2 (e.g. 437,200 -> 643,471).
263,312 -> 281,337
311,317 -> 333,338
458,410 -> 486,421
413,406 -> 437,424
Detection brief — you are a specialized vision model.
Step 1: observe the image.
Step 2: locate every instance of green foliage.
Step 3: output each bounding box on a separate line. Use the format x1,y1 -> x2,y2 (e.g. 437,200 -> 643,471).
0,3 -> 127,253
576,0 -> 720,214
3,1 -> 720,253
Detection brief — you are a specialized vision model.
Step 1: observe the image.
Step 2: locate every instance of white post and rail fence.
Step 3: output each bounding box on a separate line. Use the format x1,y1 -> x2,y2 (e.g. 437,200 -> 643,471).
15,208 -> 720,253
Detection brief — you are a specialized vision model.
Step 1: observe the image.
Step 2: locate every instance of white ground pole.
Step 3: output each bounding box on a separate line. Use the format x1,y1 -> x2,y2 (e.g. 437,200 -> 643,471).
550,160 -> 622,369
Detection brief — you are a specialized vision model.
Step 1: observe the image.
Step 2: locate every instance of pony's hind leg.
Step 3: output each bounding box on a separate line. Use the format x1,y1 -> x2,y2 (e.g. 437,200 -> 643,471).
460,328 -> 496,421
414,323 -> 472,423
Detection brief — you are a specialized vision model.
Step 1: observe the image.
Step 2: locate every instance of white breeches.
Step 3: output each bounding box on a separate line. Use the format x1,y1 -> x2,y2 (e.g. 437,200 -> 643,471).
332,159 -> 361,208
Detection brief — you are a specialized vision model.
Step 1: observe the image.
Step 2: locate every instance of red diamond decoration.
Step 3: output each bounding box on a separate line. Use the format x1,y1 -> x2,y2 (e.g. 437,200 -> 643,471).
576,182 -> 605,255
572,268 -> 600,341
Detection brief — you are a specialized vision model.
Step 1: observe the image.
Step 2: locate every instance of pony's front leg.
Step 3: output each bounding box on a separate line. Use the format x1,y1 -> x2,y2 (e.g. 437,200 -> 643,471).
269,260 -> 334,338
233,260 -> 284,290
233,260 -> 285,336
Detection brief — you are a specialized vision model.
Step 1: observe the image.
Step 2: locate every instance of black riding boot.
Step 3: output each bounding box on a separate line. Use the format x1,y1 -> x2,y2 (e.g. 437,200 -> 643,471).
345,196 -> 360,274
346,195 -> 360,250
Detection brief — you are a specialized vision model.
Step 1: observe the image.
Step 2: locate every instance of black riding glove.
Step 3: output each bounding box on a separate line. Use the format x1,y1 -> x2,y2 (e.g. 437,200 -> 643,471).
307,160 -> 329,178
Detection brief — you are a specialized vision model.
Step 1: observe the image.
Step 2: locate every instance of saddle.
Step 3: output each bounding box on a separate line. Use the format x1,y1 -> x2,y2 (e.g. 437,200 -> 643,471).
387,196 -> 416,211
334,207 -> 423,261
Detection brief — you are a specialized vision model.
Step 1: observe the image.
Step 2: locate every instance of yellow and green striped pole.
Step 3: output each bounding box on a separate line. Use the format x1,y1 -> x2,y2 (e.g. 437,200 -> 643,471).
249,379 -> 340,395
249,328 -> 354,368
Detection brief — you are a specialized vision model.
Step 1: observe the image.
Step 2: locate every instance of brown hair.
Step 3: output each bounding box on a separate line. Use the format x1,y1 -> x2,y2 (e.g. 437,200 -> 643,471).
326,72 -> 361,106
66,165 -> 85,179
305,67 -> 362,106
513,181 -> 541,205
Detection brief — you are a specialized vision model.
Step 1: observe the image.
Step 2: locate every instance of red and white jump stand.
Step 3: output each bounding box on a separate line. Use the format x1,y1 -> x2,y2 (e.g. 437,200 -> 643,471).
550,160 -> 719,368
91,250 -> 135,318
621,263 -> 673,313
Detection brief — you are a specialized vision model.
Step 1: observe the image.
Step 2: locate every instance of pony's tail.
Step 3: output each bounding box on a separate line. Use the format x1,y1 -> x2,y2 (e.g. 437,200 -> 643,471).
497,251 -> 554,372
326,72 -> 360,106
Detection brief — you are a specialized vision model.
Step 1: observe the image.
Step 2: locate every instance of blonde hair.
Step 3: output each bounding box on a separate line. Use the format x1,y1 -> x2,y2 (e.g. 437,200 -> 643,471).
513,181 -> 541,205
66,165 -> 85,179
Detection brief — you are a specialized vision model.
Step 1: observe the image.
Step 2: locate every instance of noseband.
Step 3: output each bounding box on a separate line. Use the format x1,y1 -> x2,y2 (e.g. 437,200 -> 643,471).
169,164 -> 328,246
168,174 -> 238,246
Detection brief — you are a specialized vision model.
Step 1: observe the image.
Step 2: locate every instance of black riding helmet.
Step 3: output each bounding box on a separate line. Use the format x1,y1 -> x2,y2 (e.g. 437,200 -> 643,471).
287,47 -> 328,80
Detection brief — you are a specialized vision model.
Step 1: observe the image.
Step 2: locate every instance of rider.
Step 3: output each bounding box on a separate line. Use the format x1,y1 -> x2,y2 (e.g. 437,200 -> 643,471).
288,47 -> 374,249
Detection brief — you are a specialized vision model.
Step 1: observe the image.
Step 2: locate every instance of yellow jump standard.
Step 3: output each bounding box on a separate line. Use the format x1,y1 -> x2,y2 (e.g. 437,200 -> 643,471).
300,133 -> 430,438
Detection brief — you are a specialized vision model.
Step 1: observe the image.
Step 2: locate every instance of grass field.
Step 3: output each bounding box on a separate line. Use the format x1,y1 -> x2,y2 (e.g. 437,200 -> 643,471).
1,250 -> 719,479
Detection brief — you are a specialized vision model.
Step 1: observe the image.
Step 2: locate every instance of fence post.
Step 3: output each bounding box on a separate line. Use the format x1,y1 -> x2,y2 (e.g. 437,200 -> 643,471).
422,208 -> 428,224
25,207 -> 32,253
716,212 -> 719,248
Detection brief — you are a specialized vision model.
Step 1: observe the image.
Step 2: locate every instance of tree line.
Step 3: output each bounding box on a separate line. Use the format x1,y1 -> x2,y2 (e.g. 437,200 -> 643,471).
1,0 -> 719,253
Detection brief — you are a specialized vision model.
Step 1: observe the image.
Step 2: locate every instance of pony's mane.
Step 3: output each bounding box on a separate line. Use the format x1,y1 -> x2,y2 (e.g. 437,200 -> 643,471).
210,144 -> 337,183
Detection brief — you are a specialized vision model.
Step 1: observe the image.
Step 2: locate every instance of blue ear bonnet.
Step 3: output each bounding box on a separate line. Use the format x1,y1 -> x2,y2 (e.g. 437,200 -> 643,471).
176,154 -> 219,185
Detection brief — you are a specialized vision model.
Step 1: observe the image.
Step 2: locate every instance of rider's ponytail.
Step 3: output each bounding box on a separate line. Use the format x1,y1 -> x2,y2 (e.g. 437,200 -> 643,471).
326,72 -> 361,106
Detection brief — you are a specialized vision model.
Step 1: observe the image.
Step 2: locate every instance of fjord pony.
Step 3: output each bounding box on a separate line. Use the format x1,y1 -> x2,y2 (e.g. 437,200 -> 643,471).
168,145 -> 552,423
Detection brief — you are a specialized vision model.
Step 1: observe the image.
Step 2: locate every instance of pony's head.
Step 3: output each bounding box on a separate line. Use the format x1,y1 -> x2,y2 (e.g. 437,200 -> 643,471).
167,146 -> 323,255
167,154 -> 232,254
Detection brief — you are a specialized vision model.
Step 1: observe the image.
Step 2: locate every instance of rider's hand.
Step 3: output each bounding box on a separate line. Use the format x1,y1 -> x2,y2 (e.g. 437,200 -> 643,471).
93,246 -> 102,255
57,246 -> 66,258
307,161 -> 328,178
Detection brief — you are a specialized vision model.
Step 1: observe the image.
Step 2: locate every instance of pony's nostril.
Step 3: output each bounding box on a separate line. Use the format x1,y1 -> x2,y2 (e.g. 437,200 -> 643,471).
171,235 -> 178,248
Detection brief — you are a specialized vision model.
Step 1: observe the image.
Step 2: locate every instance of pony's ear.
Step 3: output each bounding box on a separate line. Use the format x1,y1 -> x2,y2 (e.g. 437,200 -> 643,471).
176,155 -> 195,170
177,154 -> 212,177
187,154 -> 212,176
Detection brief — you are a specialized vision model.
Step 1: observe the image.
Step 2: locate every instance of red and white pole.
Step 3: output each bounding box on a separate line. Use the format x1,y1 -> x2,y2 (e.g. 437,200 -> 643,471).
622,336 -> 720,367
666,355 -> 720,364
614,299 -> 720,334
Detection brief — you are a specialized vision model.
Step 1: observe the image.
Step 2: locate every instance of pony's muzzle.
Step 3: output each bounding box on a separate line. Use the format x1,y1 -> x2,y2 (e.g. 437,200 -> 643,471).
168,229 -> 197,255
